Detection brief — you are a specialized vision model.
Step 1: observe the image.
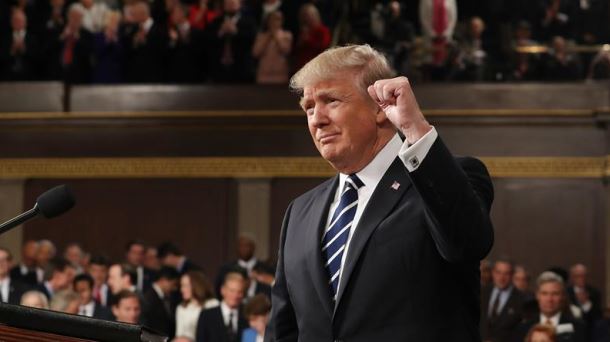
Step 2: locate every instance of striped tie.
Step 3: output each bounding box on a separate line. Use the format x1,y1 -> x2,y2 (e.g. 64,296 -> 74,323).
321,174 -> 364,300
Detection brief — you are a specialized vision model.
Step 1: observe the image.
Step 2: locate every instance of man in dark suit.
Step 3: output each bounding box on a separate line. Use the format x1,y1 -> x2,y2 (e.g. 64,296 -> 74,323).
567,263 -> 602,340
0,247 -> 31,305
73,273 -> 113,320
125,240 -> 155,293
513,271 -> 585,342
0,8 -> 41,81
10,240 -> 44,287
157,242 -> 201,276
141,267 -> 179,338
206,0 -> 257,83
215,235 -> 267,299
481,259 -> 525,342
197,272 -> 249,342
267,44 -> 494,341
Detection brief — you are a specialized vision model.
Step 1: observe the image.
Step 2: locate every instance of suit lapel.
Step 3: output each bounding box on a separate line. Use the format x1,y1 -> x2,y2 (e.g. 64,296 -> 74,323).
305,176 -> 339,317
333,158 -> 412,316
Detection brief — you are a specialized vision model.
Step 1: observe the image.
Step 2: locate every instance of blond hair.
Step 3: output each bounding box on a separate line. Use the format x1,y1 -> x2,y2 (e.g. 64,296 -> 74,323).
289,44 -> 394,95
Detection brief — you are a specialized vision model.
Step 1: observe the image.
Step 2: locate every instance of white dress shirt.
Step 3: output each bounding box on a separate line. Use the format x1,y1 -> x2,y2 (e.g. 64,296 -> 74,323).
79,301 -> 95,317
175,301 -> 203,340
220,301 -> 239,332
488,286 -> 513,316
0,278 -> 9,302
540,312 -> 561,326
327,128 -> 438,293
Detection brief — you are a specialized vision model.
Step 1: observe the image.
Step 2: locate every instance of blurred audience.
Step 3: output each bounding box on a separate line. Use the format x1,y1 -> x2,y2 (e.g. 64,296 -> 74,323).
92,10 -> 123,83
158,242 -> 201,276
0,247 -> 29,305
10,240 -> 43,286
88,255 -> 111,307
38,258 -> 76,300
50,289 -> 81,314
293,3 -> 330,72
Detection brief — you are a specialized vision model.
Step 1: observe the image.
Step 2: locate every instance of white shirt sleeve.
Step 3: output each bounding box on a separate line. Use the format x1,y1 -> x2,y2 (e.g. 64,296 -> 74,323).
398,126 -> 438,172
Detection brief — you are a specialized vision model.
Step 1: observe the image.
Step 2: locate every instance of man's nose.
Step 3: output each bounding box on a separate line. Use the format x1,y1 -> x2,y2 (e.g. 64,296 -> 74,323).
310,105 -> 329,127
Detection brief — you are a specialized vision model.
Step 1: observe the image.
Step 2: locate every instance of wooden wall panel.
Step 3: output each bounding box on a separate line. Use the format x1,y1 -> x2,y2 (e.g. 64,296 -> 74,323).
22,178 -> 237,279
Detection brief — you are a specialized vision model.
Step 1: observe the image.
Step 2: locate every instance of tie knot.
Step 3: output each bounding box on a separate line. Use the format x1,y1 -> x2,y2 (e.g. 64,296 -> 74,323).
346,174 -> 364,190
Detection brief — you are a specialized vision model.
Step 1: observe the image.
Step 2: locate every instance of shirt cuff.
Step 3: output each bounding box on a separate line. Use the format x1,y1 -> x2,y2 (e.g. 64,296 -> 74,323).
398,126 -> 438,172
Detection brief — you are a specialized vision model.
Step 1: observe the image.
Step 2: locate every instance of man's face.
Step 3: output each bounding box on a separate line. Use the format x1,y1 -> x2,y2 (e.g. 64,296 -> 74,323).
88,264 -> 108,286
37,244 -> 55,267
492,261 -> 513,290
74,280 -> 93,304
513,270 -> 528,291
570,267 -> 586,288
221,279 -> 244,309
108,265 -> 125,294
55,267 -> 76,290
301,75 -> 383,174
11,11 -> 26,31
23,241 -> 38,265
536,281 -> 563,317
237,237 -> 255,261
224,0 -> 240,14
113,297 -> 141,324
65,245 -> 82,266
144,248 -> 160,270
126,244 -> 144,266
0,251 -> 12,278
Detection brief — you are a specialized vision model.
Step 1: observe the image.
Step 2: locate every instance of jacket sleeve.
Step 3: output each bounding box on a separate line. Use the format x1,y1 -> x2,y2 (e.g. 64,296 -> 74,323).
408,136 -> 494,262
265,201 -> 298,342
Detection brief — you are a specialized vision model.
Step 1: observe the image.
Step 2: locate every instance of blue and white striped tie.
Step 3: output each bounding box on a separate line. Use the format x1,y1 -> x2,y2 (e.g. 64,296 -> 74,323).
321,174 -> 364,301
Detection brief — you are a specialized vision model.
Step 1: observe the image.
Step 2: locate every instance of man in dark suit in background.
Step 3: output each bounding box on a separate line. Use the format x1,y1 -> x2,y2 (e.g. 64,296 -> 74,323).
206,0 -> 257,83
141,267 -> 179,338
567,263 -> 602,340
513,271 -> 585,342
10,240 -> 43,287
0,8 -> 41,81
481,259 -> 525,342
197,272 -> 248,342
267,44 -> 494,341
124,240 -> 155,293
215,235 -> 266,300
73,273 -> 113,320
157,242 -> 201,277
0,247 -> 30,305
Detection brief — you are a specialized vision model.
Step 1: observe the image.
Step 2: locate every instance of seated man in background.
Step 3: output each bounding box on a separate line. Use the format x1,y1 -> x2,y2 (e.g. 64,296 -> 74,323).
141,267 -> 179,338
513,271 -> 585,342
0,247 -> 31,305
196,272 -> 248,342
10,240 -> 43,286
112,290 -> 141,324
73,273 -> 113,320
481,258 -> 525,342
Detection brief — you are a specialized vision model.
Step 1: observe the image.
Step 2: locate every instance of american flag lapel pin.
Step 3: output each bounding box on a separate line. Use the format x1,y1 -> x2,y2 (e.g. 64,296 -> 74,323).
391,181 -> 400,190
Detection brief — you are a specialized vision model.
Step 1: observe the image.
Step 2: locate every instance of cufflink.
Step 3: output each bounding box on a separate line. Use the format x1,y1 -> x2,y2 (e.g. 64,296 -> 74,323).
409,156 -> 420,168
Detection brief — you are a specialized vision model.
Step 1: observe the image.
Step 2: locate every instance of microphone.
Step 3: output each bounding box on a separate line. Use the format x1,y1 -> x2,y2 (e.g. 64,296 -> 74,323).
0,184 -> 75,236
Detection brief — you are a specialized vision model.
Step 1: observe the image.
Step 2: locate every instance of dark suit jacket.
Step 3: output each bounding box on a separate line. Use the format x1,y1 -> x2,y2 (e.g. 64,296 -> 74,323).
141,288 -> 175,338
91,302 -> 114,320
0,31 -> 41,81
196,306 -> 248,342
567,284 -> 602,341
513,311 -> 586,342
268,137 -> 494,342
6,278 -> 31,305
122,22 -> 168,83
480,286 -> 525,342
9,265 -> 39,287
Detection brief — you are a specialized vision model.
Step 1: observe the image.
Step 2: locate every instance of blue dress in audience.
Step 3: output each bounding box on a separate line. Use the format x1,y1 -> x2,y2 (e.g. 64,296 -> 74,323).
241,328 -> 258,342
92,32 -> 123,84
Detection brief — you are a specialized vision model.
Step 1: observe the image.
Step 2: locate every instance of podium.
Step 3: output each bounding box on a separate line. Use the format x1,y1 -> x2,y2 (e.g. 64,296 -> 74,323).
0,303 -> 167,342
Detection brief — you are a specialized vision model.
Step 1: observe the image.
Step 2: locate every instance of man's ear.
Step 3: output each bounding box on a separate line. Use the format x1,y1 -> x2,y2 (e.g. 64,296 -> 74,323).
374,105 -> 388,124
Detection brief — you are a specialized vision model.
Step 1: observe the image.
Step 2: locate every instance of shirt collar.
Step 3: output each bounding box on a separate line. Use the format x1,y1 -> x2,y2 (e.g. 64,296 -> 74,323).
339,134 -> 402,193
540,312 -> 561,326
142,18 -> 153,32
152,283 -> 164,299
238,257 -> 257,271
